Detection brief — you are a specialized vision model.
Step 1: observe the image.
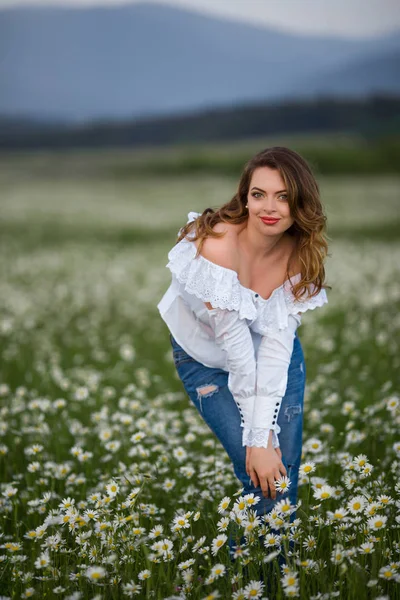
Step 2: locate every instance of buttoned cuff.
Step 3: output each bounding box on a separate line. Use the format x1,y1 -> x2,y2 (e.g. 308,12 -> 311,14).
251,394 -> 283,433
233,394 -> 256,432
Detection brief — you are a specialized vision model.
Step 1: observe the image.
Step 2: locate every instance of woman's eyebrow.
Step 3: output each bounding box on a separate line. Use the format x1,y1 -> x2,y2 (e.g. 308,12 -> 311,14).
250,186 -> 287,194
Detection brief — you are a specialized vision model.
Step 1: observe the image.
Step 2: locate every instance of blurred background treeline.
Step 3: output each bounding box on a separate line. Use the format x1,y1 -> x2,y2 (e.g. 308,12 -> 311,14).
1,96 -> 400,176
1,2 -> 400,176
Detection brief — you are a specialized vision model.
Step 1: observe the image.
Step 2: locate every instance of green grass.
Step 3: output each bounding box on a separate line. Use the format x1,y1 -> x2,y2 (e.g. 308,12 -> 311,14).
0,147 -> 400,599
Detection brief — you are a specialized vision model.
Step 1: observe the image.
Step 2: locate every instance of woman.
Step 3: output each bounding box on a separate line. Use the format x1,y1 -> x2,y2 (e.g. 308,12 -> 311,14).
157,146 -> 330,559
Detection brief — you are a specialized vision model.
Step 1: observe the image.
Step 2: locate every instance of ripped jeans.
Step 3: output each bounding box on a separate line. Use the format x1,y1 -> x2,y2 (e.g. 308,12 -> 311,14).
169,332 -> 306,562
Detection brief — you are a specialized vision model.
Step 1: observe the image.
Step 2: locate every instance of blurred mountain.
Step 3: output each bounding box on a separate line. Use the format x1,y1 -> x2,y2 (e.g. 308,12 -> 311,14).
1,1 -> 399,123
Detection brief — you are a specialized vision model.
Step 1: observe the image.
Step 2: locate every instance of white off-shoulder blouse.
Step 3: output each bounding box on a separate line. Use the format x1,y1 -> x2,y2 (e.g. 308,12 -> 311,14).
157,211 -> 329,449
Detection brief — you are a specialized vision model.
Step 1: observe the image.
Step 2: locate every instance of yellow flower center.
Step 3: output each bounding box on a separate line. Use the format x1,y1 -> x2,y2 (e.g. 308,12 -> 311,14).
384,571 -> 393,578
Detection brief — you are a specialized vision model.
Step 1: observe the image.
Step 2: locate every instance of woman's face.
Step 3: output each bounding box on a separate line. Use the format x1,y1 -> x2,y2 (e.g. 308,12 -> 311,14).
247,166 -> 295,234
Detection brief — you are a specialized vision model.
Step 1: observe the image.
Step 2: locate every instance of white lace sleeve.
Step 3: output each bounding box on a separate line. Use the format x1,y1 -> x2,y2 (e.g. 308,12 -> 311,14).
247,285 -> 328,449
244,313 -> 301,449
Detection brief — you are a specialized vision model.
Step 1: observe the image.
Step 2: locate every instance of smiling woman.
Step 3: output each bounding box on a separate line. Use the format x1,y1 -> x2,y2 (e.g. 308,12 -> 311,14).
157,146 -> 331,562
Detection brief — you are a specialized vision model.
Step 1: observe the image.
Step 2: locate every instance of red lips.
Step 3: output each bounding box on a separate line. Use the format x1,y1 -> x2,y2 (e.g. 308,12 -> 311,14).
260,217 -> 280,224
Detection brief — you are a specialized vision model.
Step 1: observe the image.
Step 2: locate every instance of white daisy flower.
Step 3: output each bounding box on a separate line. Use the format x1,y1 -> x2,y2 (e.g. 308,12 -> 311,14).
216,516 -> 230,531
299,461 -> 316,476
313,484 -> 335,500
331,545 -> 345,564
302,535 -> 317,551
105,480 -> 119,497
386,395 -> 399,411
138,569 -> 151,580
359,542 -> 375,554
234,496 -> 248,512
275,497 -> 293,514
281,570 -> 299,588
211,534 -> 228,556
283,584 -> 300,597
360,463 -> 373,477
148,525 -> 164,539
275,476 -> 292,493
34,551 -> 50,569
377,494 -> 393,505
217,496 -> 231,513
379,565 -> 396,580
243,579 -> 264,598
178,558 -> 195,570
347,495 -> 367,514
152,538 -> 173,556
306,438 -> 323,453
192,535 -> 206,552
364,502 -> 381,517
161,478 -> 176,492
263,533 -> 281,548
210,563 -> 226,578
331,507 -> 348,520
243,493 -> 261,507
171,514 -> 190,530
367,515 -> 388,530
352,454 -> 369,469
85,566 -> 106,581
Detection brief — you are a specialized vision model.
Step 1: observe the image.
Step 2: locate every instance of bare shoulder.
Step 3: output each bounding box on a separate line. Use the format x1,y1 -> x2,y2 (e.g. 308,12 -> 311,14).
194,220 -> 240,272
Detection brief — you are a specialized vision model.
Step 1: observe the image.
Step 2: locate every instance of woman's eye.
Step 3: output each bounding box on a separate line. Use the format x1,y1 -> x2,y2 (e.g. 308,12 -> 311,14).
251,192 -> 288,200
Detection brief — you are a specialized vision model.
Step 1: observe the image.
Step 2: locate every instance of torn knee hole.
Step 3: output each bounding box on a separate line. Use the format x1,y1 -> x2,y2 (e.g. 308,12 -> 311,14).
196,383 -> 219,399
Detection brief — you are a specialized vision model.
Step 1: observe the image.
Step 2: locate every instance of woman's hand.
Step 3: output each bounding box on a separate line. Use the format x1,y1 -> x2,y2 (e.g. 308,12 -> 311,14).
245,443 -> 287,500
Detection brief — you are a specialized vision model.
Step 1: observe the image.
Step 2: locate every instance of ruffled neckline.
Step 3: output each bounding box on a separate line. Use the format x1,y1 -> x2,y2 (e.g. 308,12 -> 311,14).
167,211 -> 328,331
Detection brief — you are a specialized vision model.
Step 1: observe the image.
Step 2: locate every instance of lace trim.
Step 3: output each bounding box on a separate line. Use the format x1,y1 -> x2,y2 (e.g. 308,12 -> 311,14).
167,211 -> 328,332
242,427 -> 280,449
285,286 -> 328,316
167,237 -> 256,321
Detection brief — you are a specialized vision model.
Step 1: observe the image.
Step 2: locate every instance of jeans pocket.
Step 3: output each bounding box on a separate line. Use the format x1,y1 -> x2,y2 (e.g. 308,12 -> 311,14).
172,349 -> 196,367
170,334 -> 196,367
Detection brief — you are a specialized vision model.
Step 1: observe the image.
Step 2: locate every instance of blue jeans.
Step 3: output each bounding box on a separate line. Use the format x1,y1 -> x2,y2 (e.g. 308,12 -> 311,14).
169,332 -> 306,564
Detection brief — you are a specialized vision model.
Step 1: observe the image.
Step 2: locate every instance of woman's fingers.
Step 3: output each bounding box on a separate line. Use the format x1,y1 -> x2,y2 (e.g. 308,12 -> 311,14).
267,476 -> 277,500
258,467 -> 287,499
249,468 -> 259,489
280,461 -> 287,477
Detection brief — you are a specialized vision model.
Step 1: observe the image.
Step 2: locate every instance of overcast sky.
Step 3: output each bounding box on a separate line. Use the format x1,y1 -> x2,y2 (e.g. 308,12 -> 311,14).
1,0 -> 400,38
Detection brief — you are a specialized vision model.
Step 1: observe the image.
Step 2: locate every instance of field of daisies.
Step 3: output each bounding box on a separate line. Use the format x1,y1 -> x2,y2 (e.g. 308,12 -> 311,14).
0,146 -> 400,600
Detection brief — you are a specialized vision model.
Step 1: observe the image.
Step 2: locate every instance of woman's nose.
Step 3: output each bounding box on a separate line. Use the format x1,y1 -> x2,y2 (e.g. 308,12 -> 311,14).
263,196 -> 278,211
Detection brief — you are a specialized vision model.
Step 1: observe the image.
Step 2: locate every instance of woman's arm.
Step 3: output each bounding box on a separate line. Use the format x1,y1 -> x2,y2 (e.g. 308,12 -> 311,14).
205,305 -> 257,446
246,313 -> 302,448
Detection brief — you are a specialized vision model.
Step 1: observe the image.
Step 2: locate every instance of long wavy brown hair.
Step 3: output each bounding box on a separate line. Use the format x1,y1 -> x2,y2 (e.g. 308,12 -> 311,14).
176,146 -> 331,301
